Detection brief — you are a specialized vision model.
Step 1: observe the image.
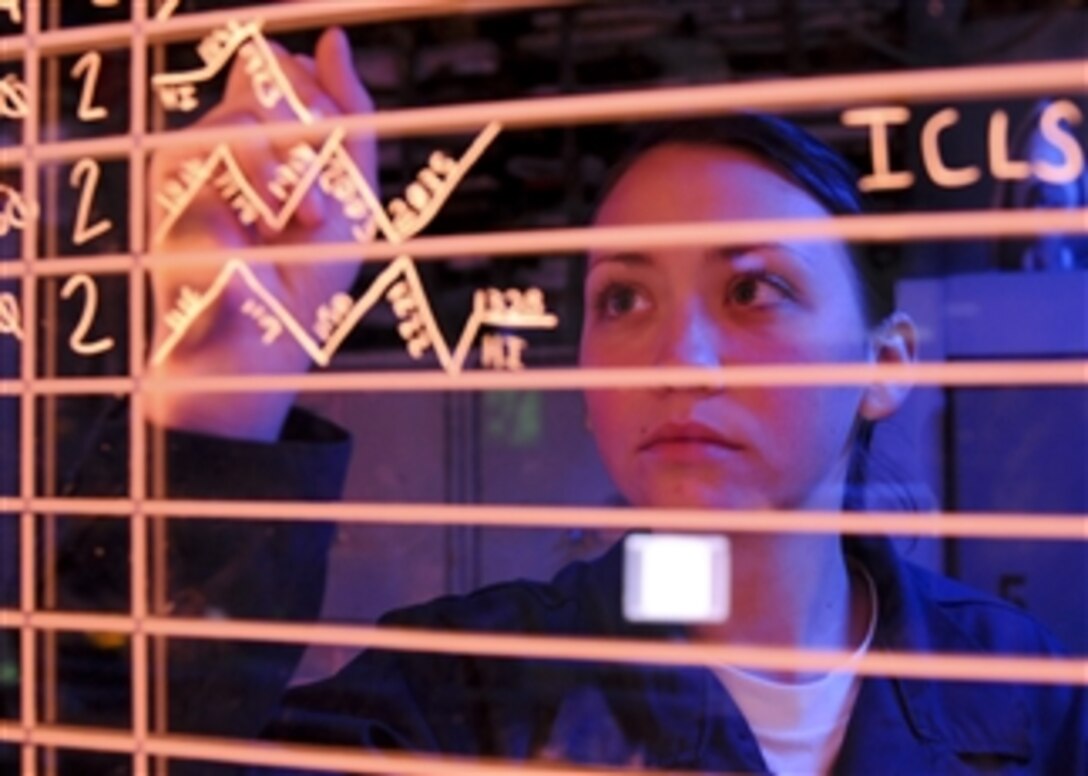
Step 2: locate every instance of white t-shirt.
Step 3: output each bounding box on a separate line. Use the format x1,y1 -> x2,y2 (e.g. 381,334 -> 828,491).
713,564 -> 878,776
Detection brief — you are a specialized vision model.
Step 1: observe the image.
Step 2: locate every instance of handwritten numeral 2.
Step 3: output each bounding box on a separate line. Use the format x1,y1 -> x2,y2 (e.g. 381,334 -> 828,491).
60,274 -> 114,356
71,51 -> 108,122
0,0 -> 22,26
70,158 -> 113,245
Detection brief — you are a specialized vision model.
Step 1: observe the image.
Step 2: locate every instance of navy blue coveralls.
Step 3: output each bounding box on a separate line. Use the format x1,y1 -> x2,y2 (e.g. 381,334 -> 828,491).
9,406 -> 1082,774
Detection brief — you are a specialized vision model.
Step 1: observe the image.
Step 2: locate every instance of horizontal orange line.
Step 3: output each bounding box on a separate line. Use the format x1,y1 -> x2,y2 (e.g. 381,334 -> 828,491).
0,723 -> 643,774
4,610 -> 1083,686
9,499 -> 1087,542
2,361 -> 1083,397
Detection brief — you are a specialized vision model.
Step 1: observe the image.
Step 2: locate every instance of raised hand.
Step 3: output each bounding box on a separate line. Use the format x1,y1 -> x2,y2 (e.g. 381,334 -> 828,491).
145,27 -> 376,440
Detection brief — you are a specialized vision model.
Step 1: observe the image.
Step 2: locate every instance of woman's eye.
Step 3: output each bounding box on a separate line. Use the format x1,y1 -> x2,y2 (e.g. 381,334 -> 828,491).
727,273 -> 791,309
593,283 -> 648,320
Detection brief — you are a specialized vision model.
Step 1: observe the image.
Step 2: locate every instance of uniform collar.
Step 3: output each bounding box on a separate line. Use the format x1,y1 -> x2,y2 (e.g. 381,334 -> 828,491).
583,533 -> 1031,761
844,536 -> 1033,763
585,535 -> 1034,767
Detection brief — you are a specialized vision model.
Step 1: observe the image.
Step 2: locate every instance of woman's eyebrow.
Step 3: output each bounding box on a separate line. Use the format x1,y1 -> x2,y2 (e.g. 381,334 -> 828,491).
587,251 -> 653,270
708,243 -> 778,262
709,243 -> 818,271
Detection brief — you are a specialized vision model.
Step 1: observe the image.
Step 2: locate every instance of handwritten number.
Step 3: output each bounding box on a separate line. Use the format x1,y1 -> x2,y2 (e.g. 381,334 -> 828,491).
155,0 -> 181,21
0,292 -> 22,341
70,158 -> 113,246
0,73 -> 29,119
0,184 -> 36,237
60,274 -> 115,356
71,51 -> 108,122
0,0 -> 22,26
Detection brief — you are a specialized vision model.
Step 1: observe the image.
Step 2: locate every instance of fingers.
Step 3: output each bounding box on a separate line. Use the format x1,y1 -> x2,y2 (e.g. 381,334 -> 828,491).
207,39 -> 340,234
222,41 -> 256,102
150,104 -> 272,249
316,27 -> 374,115
153,27 -> 376,246
315,27 -> 378,185
265,43 -> 343,228
269,39 -> 341,121
294,53 -> 317,78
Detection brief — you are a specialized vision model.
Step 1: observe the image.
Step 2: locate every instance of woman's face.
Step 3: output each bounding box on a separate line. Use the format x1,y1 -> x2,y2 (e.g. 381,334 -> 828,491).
580,143 -> 874,512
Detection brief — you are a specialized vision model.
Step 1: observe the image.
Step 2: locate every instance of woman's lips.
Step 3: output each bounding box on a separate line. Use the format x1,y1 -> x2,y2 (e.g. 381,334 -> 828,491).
638,421 -> 743,462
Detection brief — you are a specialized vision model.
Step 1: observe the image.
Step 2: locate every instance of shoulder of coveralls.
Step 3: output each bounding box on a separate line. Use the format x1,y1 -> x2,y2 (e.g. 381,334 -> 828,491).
849,536 -> 1085,769
375,539 -> 629,636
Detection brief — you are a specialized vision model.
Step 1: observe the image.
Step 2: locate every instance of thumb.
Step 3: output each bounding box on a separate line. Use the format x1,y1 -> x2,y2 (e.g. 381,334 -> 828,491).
315,27 -> 374,115
315,26 -> 377,184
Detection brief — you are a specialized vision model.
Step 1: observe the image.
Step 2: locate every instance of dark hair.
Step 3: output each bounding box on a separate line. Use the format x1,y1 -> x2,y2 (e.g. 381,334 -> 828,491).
590,113 -> 910,511
595,112 -> 894,327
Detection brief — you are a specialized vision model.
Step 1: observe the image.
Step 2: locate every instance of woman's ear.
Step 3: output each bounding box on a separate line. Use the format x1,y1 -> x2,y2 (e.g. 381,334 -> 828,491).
860,311 -> 918,421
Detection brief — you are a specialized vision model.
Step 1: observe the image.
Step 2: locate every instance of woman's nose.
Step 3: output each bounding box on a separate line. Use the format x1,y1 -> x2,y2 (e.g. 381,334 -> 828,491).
655,306 -> 721,368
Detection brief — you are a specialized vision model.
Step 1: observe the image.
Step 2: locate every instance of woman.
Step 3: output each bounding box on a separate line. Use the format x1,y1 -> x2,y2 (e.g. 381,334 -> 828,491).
251,114 -> 1080,773
72,27 -> 1081,774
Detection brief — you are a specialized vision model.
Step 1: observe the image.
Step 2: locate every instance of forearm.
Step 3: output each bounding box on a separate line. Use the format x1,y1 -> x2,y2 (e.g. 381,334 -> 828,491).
56,401 -> 349,740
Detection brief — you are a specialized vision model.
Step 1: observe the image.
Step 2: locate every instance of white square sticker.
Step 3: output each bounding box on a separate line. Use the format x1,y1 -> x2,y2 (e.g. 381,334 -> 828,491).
622,533 -> 731,624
